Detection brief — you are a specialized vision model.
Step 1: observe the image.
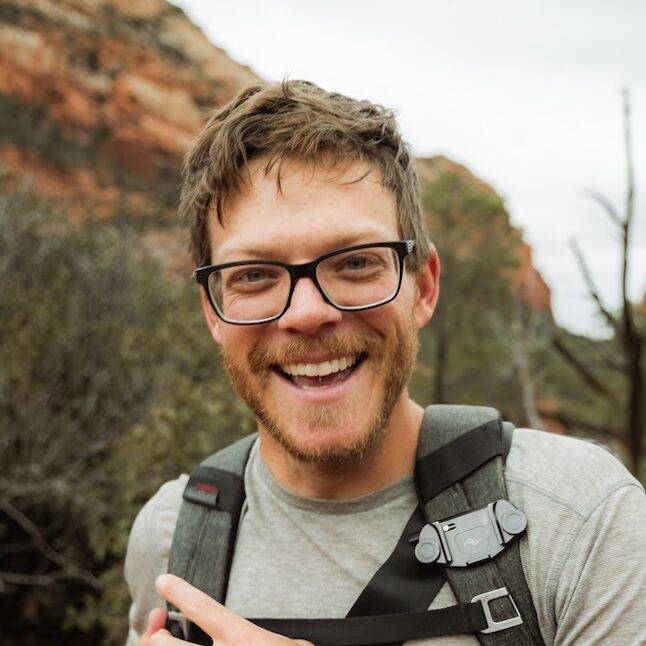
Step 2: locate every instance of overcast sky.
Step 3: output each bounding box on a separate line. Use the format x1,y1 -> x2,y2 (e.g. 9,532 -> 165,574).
171,0 -> 646,337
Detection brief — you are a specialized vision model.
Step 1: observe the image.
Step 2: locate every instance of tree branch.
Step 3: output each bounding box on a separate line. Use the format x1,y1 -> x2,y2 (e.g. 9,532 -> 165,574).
0,569 -> 74,587
570,239 -> 619,333
584,190 -> 622,227
578,335 -> 627,373
623,87 -> 635,234
0,499 -> 102,590
552,336 -> 618,403
621,87 -> 636,343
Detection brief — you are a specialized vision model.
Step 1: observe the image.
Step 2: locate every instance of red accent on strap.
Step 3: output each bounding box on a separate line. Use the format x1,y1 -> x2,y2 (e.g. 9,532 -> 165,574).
195,483 -> 219,494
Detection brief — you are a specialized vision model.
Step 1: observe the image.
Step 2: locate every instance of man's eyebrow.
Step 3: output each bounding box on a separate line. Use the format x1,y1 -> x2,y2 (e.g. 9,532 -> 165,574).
216,231 -> 389,262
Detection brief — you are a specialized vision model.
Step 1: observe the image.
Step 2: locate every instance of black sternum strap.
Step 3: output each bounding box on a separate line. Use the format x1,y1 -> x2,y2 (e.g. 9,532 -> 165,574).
172,588 -> 523,645
176,600 -> 501,645
252,602 -> 490,645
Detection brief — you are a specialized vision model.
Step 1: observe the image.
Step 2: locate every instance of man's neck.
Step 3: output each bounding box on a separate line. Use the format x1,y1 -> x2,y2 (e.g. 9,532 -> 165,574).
258,397 -> 424,500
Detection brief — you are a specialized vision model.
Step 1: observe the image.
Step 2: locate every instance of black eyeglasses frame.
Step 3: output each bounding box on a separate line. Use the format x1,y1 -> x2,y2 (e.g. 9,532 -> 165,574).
194,239 -> 416,326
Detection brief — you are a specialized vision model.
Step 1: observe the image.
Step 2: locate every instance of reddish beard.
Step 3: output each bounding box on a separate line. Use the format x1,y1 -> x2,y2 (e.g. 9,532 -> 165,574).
220,319 -> 419,465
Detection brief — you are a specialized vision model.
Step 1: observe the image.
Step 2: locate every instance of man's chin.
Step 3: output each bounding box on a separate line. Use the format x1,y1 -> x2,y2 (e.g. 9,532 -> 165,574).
260,415 -> 384,465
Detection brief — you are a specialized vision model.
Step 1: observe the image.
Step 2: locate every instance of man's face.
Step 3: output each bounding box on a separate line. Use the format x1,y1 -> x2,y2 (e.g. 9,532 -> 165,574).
202,158 -> 436,464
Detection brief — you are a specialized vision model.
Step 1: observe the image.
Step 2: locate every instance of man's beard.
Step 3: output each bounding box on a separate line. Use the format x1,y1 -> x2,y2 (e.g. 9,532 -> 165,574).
220,317 -> 419,466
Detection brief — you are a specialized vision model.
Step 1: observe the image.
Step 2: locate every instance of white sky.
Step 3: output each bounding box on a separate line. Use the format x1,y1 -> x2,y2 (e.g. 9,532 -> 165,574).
171,0 -> 646,336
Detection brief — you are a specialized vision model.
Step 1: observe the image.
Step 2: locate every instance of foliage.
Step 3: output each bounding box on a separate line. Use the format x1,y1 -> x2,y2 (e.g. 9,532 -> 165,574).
75,285 -> 254,645
409,170 -> 531,422
0,184 -> 251,644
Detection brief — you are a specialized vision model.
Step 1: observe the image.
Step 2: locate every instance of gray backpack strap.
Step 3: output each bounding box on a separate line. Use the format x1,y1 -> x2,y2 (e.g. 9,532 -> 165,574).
167,433 -> 257,604
417,405 -> 544,646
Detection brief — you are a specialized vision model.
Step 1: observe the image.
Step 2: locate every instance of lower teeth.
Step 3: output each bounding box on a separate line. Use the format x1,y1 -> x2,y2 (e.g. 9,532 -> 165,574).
277,356 -> 366,388
289,363 -> 359,388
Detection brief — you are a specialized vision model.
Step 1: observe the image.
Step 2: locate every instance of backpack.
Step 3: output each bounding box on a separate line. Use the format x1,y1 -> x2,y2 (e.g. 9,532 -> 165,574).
164,405 -> 545,645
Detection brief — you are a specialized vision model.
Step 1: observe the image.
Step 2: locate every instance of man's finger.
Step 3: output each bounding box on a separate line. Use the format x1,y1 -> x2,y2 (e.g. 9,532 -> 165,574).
140,607 -> 168,645
148,628 -> 184,646
155,573 -> 248,640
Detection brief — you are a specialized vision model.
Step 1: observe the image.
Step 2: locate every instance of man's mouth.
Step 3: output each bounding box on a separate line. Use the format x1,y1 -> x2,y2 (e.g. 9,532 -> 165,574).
271,353 -> 367,389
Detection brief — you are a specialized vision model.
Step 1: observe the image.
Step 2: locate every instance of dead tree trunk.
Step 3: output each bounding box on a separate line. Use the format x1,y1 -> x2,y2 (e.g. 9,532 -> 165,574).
554,89 -> 644,475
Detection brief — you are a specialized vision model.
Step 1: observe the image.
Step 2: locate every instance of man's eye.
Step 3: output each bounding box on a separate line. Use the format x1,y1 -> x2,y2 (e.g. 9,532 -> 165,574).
229,267 -> 275,285
240,269 -> 267,282
344,255 -> 373,270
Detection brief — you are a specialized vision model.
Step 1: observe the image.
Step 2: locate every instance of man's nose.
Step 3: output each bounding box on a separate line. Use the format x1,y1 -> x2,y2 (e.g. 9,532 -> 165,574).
277,277 -> 342,334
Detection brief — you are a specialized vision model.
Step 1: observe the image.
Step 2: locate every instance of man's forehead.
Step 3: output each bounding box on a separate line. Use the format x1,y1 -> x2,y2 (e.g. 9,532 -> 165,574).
226,156 -> 386,208
208,157 -> 399,262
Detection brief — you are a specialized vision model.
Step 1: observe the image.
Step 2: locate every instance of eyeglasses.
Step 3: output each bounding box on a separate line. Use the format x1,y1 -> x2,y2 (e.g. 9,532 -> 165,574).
194,240 -> 415,325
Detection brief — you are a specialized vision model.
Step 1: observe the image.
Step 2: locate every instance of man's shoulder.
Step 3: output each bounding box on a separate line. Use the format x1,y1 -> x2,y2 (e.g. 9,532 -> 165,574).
135,473 -> 188,533
506,427 -> 642,517
146,474 -> 189,513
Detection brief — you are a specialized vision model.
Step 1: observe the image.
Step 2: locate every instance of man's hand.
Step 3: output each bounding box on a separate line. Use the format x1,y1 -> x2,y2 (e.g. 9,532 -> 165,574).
139,573 -> 313,645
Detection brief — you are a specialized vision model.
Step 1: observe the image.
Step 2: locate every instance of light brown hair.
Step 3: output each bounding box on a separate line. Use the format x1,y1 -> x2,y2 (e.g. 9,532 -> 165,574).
178,80 -> 430,270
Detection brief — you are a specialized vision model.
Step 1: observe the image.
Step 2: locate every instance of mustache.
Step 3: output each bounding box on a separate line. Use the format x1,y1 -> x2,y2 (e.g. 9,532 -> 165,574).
247,332 -> 384,373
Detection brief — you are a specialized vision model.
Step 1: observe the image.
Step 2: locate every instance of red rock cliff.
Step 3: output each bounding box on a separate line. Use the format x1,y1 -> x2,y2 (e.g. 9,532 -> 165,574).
0,0 -> 259,226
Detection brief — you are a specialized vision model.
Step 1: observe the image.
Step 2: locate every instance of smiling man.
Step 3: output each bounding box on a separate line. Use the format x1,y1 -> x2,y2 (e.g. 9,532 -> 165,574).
201,156 -> 430,496
125,81 -> 646,645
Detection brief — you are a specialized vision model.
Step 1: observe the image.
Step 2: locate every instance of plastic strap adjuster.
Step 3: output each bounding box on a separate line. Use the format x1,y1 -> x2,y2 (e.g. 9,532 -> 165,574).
183,479 -> 220,509
471,587 -> 523,634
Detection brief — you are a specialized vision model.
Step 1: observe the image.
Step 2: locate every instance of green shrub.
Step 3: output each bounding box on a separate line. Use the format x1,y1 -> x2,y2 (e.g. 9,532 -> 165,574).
0,185 -> 251,643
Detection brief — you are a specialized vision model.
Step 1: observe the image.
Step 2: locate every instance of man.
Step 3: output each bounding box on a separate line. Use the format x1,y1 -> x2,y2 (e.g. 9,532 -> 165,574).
125,80 -> 646,645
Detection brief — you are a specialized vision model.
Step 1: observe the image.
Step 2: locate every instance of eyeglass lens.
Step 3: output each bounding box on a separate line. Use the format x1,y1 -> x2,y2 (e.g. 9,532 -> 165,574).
207,246 -> 400,323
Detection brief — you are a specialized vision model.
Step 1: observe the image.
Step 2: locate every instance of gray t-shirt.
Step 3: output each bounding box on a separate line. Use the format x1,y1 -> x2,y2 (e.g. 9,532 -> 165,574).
124,428 -> 646,645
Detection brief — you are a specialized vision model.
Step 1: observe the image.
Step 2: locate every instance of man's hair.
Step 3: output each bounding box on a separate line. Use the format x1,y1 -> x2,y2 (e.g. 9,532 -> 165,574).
178,79 -> 430,270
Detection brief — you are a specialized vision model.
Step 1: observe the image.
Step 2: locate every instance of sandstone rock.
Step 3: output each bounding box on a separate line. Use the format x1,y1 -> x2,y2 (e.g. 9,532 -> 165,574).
0,0 -> 261,230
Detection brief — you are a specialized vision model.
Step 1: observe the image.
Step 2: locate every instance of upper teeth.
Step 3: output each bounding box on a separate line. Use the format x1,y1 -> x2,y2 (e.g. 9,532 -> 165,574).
282,355 -> 358,377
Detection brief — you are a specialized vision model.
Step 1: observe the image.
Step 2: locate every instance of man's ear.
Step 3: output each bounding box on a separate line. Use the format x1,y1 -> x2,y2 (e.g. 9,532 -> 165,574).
200,288 -> 222,345
412,244 -> 440,330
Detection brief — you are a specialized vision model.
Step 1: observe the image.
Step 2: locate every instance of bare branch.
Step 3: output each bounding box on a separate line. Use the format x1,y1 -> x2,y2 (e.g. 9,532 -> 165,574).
619,88 -> 645,474
0,569 -> 74,587
510,298 -> 543,429
621,88 -> 636,335
576,335 -> 627,373
584,190 -> 623,227
570,239 -> 619,333
552,336 -> 619,404
623,87 -> 635,232
0,498 -> 102,589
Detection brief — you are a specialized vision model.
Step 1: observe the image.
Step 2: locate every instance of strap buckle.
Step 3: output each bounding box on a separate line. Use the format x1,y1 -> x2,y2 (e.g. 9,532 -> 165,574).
167,610 -> 189,640
471,587 -> 523,634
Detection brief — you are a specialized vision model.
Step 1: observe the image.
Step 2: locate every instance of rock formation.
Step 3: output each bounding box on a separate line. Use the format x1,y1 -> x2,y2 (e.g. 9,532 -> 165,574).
0,0 -> 258,237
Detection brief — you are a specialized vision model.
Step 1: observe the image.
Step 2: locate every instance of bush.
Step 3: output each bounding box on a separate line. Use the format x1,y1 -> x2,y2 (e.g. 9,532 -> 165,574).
0,185 -> 251,643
